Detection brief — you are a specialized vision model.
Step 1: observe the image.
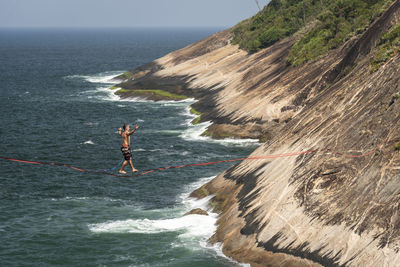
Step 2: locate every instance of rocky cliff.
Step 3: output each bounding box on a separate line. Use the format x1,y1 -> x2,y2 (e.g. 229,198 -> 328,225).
114,1 -> 400,266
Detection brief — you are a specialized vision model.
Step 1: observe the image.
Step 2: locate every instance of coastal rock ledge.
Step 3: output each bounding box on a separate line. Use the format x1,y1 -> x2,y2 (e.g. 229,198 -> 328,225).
115,1 -> 400,266
184,208 -> 209,216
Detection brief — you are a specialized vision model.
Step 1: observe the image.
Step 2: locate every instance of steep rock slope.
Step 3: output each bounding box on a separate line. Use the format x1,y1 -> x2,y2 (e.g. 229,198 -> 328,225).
115,1 -> 400,266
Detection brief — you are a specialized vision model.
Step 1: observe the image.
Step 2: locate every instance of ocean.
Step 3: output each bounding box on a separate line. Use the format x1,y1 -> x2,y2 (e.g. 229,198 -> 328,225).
0,28 -> 258,266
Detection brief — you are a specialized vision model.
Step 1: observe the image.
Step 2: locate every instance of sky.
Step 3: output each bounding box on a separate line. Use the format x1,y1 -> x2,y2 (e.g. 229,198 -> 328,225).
0,0 -> 270,29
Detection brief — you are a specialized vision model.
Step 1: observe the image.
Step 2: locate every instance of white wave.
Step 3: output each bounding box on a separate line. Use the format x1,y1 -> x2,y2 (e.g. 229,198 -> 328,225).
50,196 -> 90,201
65,71 -> 124,84
178,176 -> 216,207
88,176 -> 218,236
76,79 -> 196,104
161,98 -> 196,106
180,121 -> 211,141
178,177 -> 249,266
87,175 -> 246,265
147,148 -> 164,152
157,130 -> 182,135
178,105 -> 260,147
50,196 -> 126,203
89,86 -> 121,102
180,120 -> 260,147
85,75 -> 120,84
72,86 -> 119,102
84,122 -> 99,126
182,105 -> 199,119
89,214 -> 217,237
204,242 -> 251,267
82,140 -> 95,145
49,196 -> 143,210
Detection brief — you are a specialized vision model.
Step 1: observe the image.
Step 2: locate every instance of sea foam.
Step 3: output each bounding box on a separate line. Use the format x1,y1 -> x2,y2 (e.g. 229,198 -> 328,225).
83,140 -> 95,145
88,214 -> 216,237
179,106 -> 260,147
87,175 -> 246,265
180,120 -> 260,147
89,177 -> 217,236
65,71 -> 123,84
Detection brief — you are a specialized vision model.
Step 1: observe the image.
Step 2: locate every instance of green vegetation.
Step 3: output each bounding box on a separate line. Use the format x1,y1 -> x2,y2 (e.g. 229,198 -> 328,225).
192,187 -> 210,198
190,106 -> 202,116
201,130 -> 231,139
210,192 -> 233,213
120,72 -> 133,80
191,117 -> 201,125
232,0 -> 392,65
201,130 -> 212,137
116,89 -> 187,100
287,0 -> 392,66
190,106 -> 202,125
134,90 -> 187,100
117,89 -> 134,94
115,89 -> 130,93
232,0 -> 324,53
394,93 -> 400,100
395,142 -> 400,151
109,85 -> 119,90
370,23 -> 400,72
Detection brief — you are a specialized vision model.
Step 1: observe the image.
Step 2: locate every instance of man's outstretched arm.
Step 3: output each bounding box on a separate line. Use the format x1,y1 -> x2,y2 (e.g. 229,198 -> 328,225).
128,125 -> 139,136
118,127 -> 123,136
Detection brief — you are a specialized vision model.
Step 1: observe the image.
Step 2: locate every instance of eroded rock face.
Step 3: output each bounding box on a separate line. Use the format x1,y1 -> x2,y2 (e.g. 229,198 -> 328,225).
115,1 -> 400,266
115,30 -> 308,141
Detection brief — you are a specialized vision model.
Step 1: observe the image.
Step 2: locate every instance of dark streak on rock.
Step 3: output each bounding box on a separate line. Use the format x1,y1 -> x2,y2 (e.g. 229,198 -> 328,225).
258,232 -> 343,267
224,164 -> 269,236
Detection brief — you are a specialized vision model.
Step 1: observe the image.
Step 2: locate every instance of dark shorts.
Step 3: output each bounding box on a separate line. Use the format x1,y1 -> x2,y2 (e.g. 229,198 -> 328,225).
121,147 -> 132,161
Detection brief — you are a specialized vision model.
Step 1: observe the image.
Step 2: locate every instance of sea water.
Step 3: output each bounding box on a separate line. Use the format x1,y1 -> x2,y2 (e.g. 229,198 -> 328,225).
0,28 -> 257,266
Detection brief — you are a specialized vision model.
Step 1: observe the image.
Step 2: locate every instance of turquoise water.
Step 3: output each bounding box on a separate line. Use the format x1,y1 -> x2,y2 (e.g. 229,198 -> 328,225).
0,28 -> 258,266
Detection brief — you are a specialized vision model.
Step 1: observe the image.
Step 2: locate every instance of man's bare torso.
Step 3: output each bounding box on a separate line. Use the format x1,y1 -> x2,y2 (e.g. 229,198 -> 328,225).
121,132 -> 130,147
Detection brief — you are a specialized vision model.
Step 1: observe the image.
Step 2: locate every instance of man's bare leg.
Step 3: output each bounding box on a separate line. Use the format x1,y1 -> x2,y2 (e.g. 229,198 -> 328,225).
119,160 -> 128,174
129,159 -> 139,172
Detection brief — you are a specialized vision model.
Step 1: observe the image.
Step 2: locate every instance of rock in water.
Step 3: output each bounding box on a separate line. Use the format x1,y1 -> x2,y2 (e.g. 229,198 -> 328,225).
184,208 -> 208,216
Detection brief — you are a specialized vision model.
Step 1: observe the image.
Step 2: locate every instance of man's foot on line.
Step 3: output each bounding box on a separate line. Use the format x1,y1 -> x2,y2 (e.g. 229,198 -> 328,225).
132,169 -> 139,173
119,170 -> 127,174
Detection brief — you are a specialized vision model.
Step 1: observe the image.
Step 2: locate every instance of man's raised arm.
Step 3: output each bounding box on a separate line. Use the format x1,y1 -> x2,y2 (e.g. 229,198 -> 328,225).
118,127 -> 123,136
128,125 -> 139,135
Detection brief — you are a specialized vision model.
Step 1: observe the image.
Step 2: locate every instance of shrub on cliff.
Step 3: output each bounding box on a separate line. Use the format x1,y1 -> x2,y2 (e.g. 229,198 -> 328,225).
287,0 -> 393,66
395,142 -> 400,151
370,23 -> 400,72
232,0 -> 324,53
232,0 -> 393,65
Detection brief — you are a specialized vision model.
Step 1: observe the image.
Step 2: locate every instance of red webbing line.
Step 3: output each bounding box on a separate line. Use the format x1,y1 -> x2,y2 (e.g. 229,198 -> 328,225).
3,158 -> 43,165
121,147 -> 380,178
157,150 -> 317,169
0,156 -> 89,173
0,142 -> 396,178
69,166 -> 88,172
